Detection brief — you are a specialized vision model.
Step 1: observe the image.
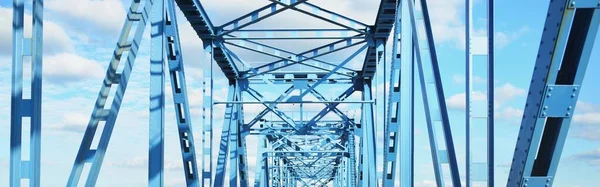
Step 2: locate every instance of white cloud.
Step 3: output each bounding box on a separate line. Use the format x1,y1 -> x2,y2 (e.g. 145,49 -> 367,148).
446,83 -> 525,110
495,83 -> 526,107
0,7 -> 73,56
495,26 -> 530,48
46,0 -> 125,34
446,91 -> 486,110
47,112 -> 90,133
574,112 -> 600,125
571,148 -> 600,167
496,107 -> 523,124
44,53 -> 105,82
426,0 -> 466,47
451,74 -> 487,84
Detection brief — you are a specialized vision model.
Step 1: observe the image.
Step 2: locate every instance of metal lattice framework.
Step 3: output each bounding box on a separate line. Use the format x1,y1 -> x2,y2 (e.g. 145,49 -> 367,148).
8,0 -> 600,187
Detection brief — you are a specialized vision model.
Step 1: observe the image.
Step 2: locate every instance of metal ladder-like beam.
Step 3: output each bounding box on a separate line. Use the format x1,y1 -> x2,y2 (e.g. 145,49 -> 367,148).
165,0 -> 201,185
407,0 -> 462,186
11,0 -> 43,186
67,0 -> 150,185
507,1 -> 600,186
465,0 -> 494,186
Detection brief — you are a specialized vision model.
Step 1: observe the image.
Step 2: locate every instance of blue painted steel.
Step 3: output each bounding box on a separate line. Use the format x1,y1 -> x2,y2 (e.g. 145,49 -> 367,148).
11,0 -> 42,186
360,81 -> 377,187
243,39 -> 366,79
149,0 -> 165,186
360,0 -> 397,78
296,45 -> 367,98
466,0 -> 495,186
347,130 -> 356,187
214,84 -> 237,187
201,42 -> 214,187
507,1 -> 600,186
267,0 -> 367,33
175,0 -> 238,79
400,0 -> 415,186
229,87 -> 240,187
218,0 -> 308,36
407,0 -> 462,186
487,0 -> 495,185
465,0 -> 472,186
67,0 -> 150,186
383,0 -> 402,185
223,40 -> 356,77
165,0 -> 201,185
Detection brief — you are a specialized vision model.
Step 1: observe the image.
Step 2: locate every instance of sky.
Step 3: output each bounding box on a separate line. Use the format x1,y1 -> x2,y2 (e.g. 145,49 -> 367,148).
0,0 -> 600,187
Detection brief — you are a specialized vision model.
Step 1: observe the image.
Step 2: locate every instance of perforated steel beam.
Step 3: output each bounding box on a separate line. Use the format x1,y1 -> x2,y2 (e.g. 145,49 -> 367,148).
466,0 -> 494,186
10,0 -> 43,186
507,0 -> 600,186
67,1 -> 150,185
408,0 -> 462,186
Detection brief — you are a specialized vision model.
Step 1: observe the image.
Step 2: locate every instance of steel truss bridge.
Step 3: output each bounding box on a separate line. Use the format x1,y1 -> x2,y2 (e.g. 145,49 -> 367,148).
8,0 -> 600,186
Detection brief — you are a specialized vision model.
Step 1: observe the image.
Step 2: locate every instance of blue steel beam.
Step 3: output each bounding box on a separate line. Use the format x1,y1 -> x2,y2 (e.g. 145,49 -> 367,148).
165,0 -> 201,185
359,0 -> 398,79
201,42 -> 214,187
245,88 -> 298,128
507,0 -> 600,186
407,0 -> 462,186
218,0 -> 308,36
399,0 -> 415,186
465,0 -> 494,186
223,33 -> 357,74
223,41 -> 355,77
175,0 -> 239,80
360,80 -> 377,187
214,83 -> 238,187
245,86 -> 295,129
149,0 -> 165,186
67,0 -> 150,185
304,85 -> 357,127
295,45 -> 368,99
382,0 -> 403,185
223,29 -> 365,40
10,0 -> 43,186
487,0 -> 495,185
243,37 -> 366,79
266,0 -> 368,34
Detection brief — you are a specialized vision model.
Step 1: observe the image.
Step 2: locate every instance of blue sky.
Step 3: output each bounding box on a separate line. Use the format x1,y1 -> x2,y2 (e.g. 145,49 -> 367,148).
0,0 -> 599,186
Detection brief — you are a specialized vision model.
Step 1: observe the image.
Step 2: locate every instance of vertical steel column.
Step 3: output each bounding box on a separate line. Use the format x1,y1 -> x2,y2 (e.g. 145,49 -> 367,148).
486,0 -> 495,185
11,0 -> 43,186
165,0 -> 201,185
229,82 -> 241,187
149,0 -> 165,186
347,130 -> 356,187
383,1 -> 406,185
214,83 -> 237,187
201,42 -> 214,187
237,95 -> 250,187
466,0 -> 494,186
361,80 -> 377,187
507,1 -> 600,186
67,0 -> 150,186
408,0 -> 462,186
254,136 -> 267,187
400,0 -> 415,185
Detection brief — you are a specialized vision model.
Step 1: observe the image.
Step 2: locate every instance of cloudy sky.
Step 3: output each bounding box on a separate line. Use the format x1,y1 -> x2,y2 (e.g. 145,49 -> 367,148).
1,0 -> 600,186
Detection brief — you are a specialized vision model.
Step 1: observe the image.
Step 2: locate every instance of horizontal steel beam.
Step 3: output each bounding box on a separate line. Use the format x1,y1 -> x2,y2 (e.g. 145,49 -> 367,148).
213,101 -> 373,104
